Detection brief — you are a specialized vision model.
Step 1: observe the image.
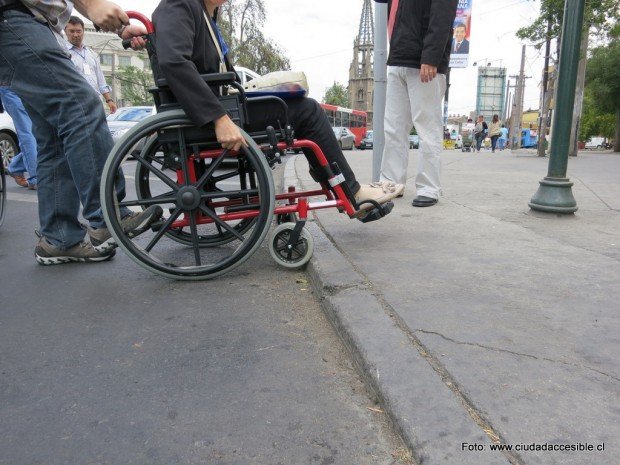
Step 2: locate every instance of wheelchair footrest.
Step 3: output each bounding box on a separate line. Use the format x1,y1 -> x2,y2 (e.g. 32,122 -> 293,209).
357,201 -> 394,223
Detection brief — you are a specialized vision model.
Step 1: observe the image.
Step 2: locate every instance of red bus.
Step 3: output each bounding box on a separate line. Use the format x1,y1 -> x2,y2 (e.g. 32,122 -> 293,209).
320,103 -> 367,148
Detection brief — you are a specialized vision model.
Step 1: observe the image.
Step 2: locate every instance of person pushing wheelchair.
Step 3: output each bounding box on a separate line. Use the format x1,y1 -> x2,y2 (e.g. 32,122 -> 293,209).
152,0 -> 404,214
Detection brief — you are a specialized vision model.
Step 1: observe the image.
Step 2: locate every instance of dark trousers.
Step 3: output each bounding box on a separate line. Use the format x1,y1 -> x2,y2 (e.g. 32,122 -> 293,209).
491,135 -> 499,152
246,97 -> 359,195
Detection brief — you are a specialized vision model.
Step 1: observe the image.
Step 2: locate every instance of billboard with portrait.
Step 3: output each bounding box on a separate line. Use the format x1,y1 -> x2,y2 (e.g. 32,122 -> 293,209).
449,0 -> 473,68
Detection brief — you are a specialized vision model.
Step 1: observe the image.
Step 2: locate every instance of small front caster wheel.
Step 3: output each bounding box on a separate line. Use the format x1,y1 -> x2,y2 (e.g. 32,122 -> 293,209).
269,222 -> 314,269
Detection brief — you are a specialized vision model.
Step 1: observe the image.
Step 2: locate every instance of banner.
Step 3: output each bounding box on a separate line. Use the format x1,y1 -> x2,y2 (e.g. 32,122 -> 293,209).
449,0 -> 473,68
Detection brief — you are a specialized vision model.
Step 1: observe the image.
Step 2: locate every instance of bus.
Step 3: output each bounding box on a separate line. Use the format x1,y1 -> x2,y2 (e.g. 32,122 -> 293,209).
319,103 -> 367,148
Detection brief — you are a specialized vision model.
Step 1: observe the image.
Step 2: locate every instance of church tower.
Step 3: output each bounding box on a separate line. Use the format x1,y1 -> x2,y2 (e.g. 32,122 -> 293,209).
348,0 -> 374,127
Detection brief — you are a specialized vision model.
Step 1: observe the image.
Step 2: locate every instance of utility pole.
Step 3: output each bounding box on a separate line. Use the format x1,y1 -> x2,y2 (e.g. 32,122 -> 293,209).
529,0 -> 585,214
372,0 -> 388,181
537,19 -> 552,157
509,45 -> 526,150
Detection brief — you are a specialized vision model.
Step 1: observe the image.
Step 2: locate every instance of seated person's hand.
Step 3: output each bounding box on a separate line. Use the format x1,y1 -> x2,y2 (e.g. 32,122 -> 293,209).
120,24 -> 148,50
214,115 -> 248,152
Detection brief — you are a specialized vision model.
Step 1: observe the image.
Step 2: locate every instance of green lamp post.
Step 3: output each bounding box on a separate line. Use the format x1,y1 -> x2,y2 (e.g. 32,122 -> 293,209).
529,0 -> 586,213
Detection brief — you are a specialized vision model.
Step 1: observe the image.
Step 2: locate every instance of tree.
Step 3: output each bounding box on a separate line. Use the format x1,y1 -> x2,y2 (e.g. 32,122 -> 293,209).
323,82 -> 349,107
583,38 -> 620,151
218,0 -> 290,75
116,64 -> 154,106
516,0 -> 620,155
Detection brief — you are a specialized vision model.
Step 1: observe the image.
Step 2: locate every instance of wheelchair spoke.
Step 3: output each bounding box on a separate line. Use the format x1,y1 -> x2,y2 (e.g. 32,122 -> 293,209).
134,152 -> 180,192
196,149 -> 230,190
177,129 -> 192,186
145,207 -> 183,252
199,205 -> 245,241
187,211 -> 202,266
119,193 -> 176,208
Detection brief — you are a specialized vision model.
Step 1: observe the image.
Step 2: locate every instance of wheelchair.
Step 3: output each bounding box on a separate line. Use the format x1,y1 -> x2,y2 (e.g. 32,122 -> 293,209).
100,12 -> 393,280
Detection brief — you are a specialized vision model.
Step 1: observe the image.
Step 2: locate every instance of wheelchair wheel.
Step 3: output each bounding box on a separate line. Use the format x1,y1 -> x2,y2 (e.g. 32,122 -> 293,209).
134,135 -> 256,247
0,168 -> 5,227
268,222 -> 314,269
101,109 -> 275,280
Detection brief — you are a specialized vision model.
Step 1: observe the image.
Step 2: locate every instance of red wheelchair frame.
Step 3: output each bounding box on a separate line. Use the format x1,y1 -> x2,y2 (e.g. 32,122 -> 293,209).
98,12 -> 391,280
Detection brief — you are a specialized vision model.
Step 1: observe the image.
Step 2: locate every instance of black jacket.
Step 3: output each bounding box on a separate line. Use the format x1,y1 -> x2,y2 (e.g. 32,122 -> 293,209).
387,0 -> 458,74
153,0 -> 233,126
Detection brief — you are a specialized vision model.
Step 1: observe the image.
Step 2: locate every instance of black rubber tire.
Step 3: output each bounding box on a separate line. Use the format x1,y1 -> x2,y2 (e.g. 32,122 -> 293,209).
0,132 -> 18,172
101,109 -> 275,280
0,168 -> 5,227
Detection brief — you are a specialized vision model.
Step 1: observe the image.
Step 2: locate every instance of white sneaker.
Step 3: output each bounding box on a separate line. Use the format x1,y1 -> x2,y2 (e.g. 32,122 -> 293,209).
354,182 -> 405,215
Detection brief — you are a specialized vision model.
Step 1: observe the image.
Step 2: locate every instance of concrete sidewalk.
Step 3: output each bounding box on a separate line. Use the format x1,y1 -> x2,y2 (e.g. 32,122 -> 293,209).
290,149 -> 620,465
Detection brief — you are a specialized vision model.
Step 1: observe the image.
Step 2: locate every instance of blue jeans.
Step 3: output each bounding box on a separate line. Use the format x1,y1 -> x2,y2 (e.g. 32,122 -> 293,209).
0,87 -> 38,185
0,11 -> 129,249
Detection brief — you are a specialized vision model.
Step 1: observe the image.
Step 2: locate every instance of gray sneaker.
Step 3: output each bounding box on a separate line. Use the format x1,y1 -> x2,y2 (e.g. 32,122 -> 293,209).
35,237 -> 115,265
89,205 -> 164,252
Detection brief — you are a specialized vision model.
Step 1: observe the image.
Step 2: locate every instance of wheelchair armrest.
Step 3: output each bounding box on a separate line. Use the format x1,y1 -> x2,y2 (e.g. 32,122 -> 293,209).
156,72 -> 238,89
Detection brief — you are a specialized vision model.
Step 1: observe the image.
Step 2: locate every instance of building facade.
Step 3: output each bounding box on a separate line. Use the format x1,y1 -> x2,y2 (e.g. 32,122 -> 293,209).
475,66 -> 507,122
81,24 -> 153,108
348,0 -> 374,128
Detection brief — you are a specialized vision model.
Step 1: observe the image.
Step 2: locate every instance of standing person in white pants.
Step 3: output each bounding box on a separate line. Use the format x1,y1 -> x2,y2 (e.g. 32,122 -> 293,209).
379,0 -> 458,207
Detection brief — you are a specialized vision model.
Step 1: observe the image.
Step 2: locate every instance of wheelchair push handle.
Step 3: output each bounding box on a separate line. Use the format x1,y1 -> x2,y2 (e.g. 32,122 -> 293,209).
121,35 -> 149,50
120,11 -> 155,49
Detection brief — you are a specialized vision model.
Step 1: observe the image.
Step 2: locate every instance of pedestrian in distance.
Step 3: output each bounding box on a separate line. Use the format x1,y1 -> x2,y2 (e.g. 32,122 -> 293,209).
379,0 -> 459,207
0,86 -> 38,189
474,115 -> 488,152
0,0 -> 162,265
152,0 -> 404,216
488,114 -> 501,153
64,16 -> 117,114
498,124 -> 509,150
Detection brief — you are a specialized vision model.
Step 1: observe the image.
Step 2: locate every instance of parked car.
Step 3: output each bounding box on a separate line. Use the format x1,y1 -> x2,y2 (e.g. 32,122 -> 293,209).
0,112 -> 18,172
409,134 -> 419,149
107,106 -> 155,156
235,66 -> 261,85
332,126 -> 355,150
584,136 -> 605,149
359,130 -> 373,150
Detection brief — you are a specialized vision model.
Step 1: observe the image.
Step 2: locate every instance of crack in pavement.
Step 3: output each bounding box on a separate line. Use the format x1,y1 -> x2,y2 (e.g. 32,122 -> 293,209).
310,215 -> 525,465
415,329 -> 620,383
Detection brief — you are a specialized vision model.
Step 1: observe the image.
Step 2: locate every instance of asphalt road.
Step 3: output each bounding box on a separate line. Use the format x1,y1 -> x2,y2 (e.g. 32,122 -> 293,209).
0,161 -> 409,465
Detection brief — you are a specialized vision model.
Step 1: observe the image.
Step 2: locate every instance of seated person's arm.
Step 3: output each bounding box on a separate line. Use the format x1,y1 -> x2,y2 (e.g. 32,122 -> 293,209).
154,0 -> 246,150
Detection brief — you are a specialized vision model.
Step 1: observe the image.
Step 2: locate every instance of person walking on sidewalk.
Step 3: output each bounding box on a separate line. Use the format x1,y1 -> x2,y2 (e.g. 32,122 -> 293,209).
474,115 -> 488,152
0,86 -> 37,189
0,0 -> 161,265
379,0 -> 459,208
488,114 -> 501,153
498,124 -> 508,150
64,16 -> 117,114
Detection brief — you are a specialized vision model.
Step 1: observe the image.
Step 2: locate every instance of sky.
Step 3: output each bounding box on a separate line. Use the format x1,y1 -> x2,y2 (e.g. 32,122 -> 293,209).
113,0 -> 546,117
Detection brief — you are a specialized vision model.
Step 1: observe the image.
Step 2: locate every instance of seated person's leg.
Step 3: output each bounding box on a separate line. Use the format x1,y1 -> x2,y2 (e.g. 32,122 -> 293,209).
246,97 -> 403,209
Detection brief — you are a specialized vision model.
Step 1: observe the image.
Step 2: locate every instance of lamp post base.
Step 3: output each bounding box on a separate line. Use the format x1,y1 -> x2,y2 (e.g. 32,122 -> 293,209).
529,177 -> 578,213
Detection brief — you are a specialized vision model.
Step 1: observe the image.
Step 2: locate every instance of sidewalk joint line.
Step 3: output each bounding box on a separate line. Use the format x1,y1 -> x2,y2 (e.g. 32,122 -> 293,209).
572,175 -> 615,210
416,329 -> 620,383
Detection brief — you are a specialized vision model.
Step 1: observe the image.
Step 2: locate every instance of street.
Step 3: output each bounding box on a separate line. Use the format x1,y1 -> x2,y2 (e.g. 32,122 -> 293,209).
0,161 -> 409,465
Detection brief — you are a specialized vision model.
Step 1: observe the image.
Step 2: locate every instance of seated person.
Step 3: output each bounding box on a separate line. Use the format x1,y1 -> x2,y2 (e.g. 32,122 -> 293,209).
152,0 -> 404,213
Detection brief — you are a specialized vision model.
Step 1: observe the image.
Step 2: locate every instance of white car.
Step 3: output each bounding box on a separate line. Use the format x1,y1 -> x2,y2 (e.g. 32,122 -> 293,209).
107,106 -> 156,156
584,136 -> 605,149
0,112 -> 18,172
